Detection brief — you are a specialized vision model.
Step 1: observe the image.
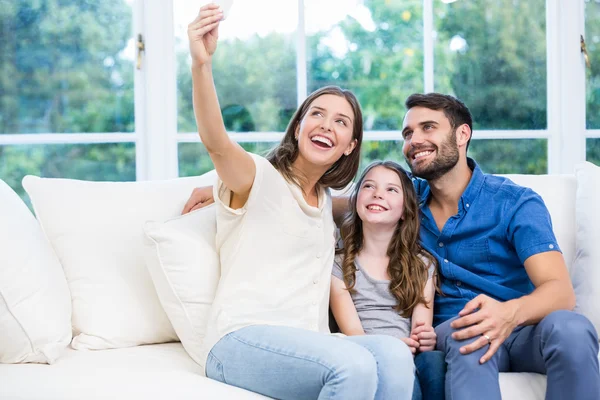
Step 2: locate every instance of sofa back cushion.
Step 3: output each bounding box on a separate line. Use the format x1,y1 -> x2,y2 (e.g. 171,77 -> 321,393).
22,171 -> 216,350
0,179 -> 72,363
572,162 -> 600,334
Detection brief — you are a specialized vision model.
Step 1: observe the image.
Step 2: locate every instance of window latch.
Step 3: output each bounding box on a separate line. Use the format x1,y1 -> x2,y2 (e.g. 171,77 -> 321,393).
581,35 -> 591,69
136,34 -> 145,70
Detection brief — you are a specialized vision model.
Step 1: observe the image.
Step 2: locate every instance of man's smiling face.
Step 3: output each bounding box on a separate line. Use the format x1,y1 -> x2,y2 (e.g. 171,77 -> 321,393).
401,106 -> 460,181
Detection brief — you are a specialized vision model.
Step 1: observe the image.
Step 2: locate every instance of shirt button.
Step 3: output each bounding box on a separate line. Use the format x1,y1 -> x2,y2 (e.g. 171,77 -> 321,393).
313,279 -> 319,284
466,203 -> 470,208
438,242 -> 444,247
317,222 -> 322,228
312,301 -> 318,306
456,281 -> 461,287
316,253 -> 321,258
444,259 -> 448,263
549,244 -> 555,249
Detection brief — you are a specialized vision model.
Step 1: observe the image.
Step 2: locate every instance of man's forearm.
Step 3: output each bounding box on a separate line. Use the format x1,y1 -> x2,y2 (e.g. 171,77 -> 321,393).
510,280 -> 576,326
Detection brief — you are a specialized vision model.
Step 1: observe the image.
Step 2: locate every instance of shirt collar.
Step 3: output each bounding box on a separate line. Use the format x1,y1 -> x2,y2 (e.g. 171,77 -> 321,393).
418,157 -> 484,212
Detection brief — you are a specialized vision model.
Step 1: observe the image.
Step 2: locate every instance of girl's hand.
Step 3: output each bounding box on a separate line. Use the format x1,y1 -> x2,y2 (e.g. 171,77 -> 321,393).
412,321 -> 437,352
400,336 -> 420,354
187,4 -> 223,67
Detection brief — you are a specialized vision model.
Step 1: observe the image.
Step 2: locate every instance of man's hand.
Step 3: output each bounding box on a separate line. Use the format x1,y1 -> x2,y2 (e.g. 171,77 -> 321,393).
182,186 -> 215,214
450,294 -> 519,364
400,335 -> 420,354
411,321 -> 436,352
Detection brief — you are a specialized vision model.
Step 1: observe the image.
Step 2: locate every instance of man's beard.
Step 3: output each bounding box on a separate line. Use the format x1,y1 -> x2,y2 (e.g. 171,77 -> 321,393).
405,130 -> 459,181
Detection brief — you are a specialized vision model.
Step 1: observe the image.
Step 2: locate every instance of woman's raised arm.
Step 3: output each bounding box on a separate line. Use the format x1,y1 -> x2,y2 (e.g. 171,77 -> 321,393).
188,4 -> 255,205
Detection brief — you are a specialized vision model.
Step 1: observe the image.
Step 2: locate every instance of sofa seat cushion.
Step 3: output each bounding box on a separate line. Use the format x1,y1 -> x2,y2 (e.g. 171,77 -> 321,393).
0,343 -> 267,400
0,343 -> 597,399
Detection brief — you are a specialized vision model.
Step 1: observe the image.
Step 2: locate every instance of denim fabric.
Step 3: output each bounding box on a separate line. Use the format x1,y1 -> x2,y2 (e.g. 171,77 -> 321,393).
412,351 -> 446,400
435,311 -> 600,400
205,325 -> 415,400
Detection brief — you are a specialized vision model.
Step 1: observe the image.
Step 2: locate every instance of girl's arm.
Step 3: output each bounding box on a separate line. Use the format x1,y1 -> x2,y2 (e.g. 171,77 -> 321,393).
330,276 -> 365,336
411,275 -> 437,352
188,5 -> 255,209
411,275 -> 435,329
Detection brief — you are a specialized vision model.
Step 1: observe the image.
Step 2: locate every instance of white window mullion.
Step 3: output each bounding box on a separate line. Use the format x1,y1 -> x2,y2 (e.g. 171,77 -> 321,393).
553,0 -> 587,174
138,0 -> 179,181
296,0 -> 308,106
133,0 -> 147,181
423,0 -> 434,93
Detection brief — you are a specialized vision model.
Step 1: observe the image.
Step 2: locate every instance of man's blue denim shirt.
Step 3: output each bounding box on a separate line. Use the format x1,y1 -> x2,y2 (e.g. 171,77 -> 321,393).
413,158 -> 561,327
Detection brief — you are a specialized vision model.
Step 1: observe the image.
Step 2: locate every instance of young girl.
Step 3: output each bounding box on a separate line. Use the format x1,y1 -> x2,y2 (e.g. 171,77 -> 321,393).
189,4 -> 415,400
330,160 -> 444,400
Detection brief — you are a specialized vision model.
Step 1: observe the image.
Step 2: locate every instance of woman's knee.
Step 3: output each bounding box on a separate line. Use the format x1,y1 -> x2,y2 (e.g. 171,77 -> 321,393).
361,334 -> 415,370
327,343 -> 379,395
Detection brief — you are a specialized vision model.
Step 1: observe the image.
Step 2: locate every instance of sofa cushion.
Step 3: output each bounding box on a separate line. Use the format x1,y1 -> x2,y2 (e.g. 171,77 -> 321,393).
143,203 -> 219,367
0,343 -> 268,400
22,171 -> 216,350
0,179 -> 72,364
573,161 -> 600,334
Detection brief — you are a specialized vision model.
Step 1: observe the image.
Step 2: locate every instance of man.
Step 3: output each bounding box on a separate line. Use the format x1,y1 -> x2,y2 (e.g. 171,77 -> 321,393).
398,93 -> 599,400
182,93 -> 600,399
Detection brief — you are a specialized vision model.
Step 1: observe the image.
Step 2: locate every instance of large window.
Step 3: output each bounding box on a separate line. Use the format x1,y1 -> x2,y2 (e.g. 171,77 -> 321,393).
0,1 -> 136,198
0,1 -> 596,198
174,0 -> 554,177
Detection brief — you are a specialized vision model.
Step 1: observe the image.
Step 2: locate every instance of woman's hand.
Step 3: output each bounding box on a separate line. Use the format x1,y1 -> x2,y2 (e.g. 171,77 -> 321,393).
400,336 -> 420,354
187,4 -> 223,67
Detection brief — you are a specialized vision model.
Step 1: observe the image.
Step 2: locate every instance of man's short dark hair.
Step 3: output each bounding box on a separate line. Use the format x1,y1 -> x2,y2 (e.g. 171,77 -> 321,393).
405,93 -> 473,151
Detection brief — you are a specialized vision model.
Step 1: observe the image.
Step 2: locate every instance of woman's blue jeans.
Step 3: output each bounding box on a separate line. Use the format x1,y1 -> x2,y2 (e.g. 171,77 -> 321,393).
205,325 -> 415,400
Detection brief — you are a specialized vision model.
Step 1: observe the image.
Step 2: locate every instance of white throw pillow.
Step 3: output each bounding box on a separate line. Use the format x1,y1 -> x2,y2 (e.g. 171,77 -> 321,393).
0,179 -> 71,363
22,171 -> 217,350
143,204 -> 219,367
573,161 -> 600,334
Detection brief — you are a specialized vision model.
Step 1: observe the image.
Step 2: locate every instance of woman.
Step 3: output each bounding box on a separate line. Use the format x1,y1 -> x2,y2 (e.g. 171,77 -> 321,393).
188,4 -> 415,399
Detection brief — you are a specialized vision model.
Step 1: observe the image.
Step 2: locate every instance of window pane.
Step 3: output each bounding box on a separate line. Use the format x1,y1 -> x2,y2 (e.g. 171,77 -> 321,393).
0,1 -> 134,134
178,142 -> 279,177
360,140 -> 409,172
469,139 -> 547,174
0,143 -> 136,201
306,0 -> 424,130
586,0 -> 600,129
174,1 -> 297,133
587,139 -> 600,165
434,0 -> 546,130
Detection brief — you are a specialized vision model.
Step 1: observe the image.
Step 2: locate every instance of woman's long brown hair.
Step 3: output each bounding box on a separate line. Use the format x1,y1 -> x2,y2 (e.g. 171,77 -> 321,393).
339,161 -> 437,318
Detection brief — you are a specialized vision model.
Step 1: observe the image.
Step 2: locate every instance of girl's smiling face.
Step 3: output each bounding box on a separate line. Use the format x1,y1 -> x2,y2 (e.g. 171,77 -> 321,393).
356,165 -> 406,228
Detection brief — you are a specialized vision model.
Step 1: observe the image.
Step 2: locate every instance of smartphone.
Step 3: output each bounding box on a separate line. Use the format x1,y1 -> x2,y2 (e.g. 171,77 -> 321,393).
212,0 -> 234,20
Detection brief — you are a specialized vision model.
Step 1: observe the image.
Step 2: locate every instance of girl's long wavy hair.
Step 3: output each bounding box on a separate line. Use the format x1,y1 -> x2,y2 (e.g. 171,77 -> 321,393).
339,161 -> 437,317
266,86 -> 363,191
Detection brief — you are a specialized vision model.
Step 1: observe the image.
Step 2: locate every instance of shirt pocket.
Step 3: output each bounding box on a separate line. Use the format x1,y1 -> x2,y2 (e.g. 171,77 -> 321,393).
456,238 -> 493,273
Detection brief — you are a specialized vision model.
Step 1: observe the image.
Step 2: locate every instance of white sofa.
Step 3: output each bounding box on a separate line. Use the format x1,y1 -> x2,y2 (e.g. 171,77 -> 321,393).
1,161 -> 600,400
